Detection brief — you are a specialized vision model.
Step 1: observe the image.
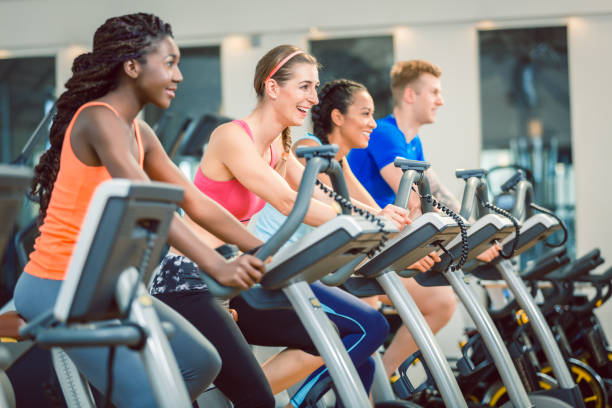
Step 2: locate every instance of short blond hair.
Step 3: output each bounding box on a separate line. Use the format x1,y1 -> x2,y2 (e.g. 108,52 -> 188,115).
390,60 -> 442,106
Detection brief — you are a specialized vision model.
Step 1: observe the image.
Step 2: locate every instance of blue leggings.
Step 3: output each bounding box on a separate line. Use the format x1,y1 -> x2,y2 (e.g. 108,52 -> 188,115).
230,281 -> 389,408
13,272 -> 221,408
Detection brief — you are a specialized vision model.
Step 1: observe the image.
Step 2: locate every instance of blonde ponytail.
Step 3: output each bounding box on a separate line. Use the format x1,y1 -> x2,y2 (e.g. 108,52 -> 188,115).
274,127 -> 292,177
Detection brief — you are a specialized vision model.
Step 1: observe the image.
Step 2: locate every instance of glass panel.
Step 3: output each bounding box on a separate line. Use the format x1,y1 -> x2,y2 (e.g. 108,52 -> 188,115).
309,36 -> 394,118
0,57 -> 54,289
144,45 -> 222,170
479,26 -> 575,259
0,56 -> 55,164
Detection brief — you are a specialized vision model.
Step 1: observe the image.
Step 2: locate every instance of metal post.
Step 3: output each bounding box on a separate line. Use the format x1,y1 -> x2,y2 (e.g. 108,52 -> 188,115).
371,349 -> 396,403
282,281 -> 371,408
444,269 -> 534,407
117,268 -> 192,408
376,271 -> 468,408
0,84 -> 11,163
495,260 -> 575,388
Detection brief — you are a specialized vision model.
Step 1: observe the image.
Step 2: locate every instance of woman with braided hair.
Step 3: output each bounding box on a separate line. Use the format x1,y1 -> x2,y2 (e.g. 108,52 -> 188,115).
12,13 -> 273,407
251,78 -> 453,376
252,79 -> 440,264
304,79 -> 452,377
296,79 -> 500,378
158,45 -> 409,407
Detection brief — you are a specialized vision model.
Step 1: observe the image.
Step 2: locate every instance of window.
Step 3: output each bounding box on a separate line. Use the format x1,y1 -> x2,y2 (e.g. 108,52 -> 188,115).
310,36 -> 394,118
0,56 -> 55,164
479,26 -> 574,259
144,46 -> 222,163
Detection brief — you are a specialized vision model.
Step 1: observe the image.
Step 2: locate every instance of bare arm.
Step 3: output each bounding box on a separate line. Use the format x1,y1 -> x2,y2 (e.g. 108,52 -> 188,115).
288,137 -> 382,212
380,162 -> 422,219
288,137 -> 379,208
379,161 -> 404,194
425,168 -> 461,213
424,168 -> 498,256
209,124 -> 336,227
378,160 -> 492,269
140,121 -> 262,252
381,164 -> 460,213
289,137 -> 381,211
343,160 -> 379,208
82,109 -> 263,288
287,144 -> 407,227
284,146 -> 335,204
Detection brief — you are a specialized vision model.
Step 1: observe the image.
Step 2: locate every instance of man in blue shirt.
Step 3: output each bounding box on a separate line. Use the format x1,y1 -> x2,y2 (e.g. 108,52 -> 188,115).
348,60 -> 499,377
348,115 -> 427,208
348,60 -> 454,211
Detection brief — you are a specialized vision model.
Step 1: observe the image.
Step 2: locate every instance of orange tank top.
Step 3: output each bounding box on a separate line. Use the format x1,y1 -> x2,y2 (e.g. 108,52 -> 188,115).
25,102 -> 144,280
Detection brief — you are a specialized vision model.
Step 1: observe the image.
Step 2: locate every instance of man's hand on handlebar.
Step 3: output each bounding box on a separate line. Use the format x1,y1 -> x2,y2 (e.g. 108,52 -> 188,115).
476,244 -> 501,263
407,251 -> 442,273
378,204 -> 411,229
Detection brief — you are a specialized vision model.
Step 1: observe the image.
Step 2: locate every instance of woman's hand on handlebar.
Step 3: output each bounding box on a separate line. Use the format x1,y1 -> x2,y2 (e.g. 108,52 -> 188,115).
476,244 -> 501,263
378,204 -> 411,229
407,251 -> 442,273
210,254 -> 266,290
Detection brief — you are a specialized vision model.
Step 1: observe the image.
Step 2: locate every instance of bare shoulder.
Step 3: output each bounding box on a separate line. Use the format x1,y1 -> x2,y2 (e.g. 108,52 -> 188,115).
210,121 -> 246,141
202,121 -> 254,176
136,118 -> 155,136
342,158 -> 354,174
136,118 -> 159,151
69,104 -> 139,167
71,104 -> 124,140
208,121 -> 253,150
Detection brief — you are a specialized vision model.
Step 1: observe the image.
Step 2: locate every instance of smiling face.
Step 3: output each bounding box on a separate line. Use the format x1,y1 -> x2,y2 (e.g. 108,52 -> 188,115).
273,62 -> 319,126
135,35 -> 183,109
336,90 -> 376,150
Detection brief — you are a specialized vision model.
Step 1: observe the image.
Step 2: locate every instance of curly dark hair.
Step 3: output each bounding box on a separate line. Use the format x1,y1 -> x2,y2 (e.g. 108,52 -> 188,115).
310,79 -> 366,145
31,13 -> 173,224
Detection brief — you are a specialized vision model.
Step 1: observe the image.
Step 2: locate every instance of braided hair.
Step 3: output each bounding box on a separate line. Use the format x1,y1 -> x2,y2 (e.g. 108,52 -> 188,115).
253,45 -> 318,176
310,79 -> 366,145
31,13 -> 173,224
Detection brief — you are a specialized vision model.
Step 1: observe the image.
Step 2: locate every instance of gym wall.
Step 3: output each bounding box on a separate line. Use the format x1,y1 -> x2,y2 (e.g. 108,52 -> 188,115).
1,0 -> 611,337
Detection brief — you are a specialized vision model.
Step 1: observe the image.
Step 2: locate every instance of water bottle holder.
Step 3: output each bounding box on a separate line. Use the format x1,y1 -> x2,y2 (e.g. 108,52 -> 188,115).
393,350 -> 436,399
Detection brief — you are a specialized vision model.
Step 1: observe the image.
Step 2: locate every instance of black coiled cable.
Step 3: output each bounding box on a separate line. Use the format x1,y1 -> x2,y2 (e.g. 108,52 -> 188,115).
315,179 -> 389,258
411,186 -> 469,272
479,200 -> 520,259
529,203 -> 568,248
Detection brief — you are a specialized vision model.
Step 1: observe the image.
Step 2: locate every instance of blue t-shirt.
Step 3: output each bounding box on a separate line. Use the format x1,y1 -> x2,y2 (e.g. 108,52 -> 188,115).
347,114 -> 425,207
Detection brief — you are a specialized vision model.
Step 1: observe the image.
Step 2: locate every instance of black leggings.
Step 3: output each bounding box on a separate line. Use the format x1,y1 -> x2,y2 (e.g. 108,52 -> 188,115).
230,281 -> 389,407
154,290 -> 274,408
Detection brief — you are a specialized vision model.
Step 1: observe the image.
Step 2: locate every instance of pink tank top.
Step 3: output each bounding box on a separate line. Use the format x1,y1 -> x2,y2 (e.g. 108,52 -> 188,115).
194,120 -> 277,223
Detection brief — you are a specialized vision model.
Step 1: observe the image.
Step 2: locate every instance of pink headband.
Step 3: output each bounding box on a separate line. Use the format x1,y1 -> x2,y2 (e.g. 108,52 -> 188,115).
265,50 -> 304,82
